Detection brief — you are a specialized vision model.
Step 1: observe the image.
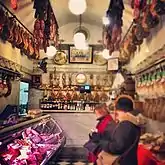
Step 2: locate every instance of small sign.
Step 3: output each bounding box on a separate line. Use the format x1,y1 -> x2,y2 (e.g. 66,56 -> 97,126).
107,58 -> 119,71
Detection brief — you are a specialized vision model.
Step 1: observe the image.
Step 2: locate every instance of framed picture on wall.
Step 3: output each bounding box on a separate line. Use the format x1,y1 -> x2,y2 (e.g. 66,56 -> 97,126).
107,58 -> 119,71
69,45 -> 93,64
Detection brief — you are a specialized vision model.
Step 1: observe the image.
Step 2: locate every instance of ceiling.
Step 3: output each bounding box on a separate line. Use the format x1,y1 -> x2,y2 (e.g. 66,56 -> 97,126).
1,0 -> 133,43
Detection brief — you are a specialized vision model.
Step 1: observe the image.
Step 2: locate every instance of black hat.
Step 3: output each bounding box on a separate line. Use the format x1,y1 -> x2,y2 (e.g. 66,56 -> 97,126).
115,95 -> 134,112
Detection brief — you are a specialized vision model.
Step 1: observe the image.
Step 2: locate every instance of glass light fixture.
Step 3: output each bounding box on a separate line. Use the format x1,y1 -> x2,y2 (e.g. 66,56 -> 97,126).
102,16 -> 110,25
75,41 -> 88,50
74,31 -> 88,50
46,45 -> 57,58
102,49 -> 110,59
68,0 -> 87,15
81,42 -> 89,50
73,32 -> 86,43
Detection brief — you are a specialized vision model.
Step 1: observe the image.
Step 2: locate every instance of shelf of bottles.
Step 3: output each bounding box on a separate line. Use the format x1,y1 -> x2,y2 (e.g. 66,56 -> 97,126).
40,99 -> 100,112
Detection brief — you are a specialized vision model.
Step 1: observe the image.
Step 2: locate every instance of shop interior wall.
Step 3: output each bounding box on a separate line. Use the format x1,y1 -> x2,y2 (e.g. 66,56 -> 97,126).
29,22 -> 108,109
59,22 -> 102,45
0,40 -> 33,113
127,16 -> 165,133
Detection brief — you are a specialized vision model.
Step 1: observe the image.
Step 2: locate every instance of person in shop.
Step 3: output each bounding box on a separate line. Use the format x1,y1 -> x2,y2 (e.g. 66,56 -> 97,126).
84,103 -> 114,165
97,95 -> 141,165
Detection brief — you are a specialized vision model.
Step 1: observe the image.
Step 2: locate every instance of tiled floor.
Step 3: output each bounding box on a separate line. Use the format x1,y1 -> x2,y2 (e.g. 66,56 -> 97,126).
50,113 -> 96,147
48,147 -> 92,165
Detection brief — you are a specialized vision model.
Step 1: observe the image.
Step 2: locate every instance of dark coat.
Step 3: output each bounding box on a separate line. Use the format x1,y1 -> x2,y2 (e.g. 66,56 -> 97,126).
99,113 -> 141,165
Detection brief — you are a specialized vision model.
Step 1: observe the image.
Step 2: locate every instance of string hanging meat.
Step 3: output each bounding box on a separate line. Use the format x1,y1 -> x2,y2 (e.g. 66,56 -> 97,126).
102,0 -> 124,57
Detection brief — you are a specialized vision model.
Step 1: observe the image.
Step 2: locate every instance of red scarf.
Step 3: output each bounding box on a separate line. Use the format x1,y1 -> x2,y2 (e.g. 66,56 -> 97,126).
88,114 -> 113,163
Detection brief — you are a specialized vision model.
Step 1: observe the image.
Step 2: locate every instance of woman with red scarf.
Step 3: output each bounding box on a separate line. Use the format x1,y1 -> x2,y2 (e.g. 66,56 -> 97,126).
84,103 -> 114,165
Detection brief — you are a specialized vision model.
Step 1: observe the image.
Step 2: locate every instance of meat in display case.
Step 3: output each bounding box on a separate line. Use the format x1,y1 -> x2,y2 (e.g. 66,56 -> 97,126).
0,117 -> 66,165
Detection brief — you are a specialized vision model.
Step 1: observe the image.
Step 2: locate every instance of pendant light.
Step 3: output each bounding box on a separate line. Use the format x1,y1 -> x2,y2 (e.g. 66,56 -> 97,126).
46,45 -> 57,59
74,15 -> 88,50
68,0 -> 87,15
102,49 -> 110,59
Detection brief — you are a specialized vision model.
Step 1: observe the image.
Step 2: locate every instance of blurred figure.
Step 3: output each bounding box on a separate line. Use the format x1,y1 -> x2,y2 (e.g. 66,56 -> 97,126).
84,103 -> 114,165
97,95 -> 141,165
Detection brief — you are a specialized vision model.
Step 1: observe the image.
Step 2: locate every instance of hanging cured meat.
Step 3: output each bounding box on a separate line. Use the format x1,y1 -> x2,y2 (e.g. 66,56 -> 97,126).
11,0 -> 17,10
154,0 -> 165,15
0,73 -> 3,97
142,5 -> 159,30
33,0 -> 59,52
102,0 -> 124,55
4,76 -> 12,97
0,8 -> 6,35
131,0 -> 146,20
1,12 -> 9,41
2,76 -> 8,96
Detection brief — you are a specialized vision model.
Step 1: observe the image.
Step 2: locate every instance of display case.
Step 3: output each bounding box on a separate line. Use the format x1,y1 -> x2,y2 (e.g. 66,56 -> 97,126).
0,116 -> 66,165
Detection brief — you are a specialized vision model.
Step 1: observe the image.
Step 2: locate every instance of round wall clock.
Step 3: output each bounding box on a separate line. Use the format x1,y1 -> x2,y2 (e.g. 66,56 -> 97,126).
76,73 -> 87,84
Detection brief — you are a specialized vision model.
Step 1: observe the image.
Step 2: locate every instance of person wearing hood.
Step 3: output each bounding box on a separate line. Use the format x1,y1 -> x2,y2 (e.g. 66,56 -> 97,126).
97,95 -> 141,165
84,103 -> 114,165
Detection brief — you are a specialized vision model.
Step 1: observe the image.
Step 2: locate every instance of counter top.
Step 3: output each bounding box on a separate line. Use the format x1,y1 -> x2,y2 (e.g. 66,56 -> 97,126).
42,110 -> 94,113
0,114 -> 50,135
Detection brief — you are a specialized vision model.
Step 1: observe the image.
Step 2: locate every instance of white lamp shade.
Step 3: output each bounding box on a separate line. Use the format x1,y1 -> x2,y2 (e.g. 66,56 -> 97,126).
46,45 -> 57,58
68,0 -> 87,15
75,41 -> 88,50
102,49 -> 110,59
74,32 -> 86,43
74,32 -> 87,50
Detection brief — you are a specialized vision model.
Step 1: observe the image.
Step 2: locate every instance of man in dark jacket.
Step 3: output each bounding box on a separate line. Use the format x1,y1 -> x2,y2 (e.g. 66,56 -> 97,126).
98,95 -> 141,165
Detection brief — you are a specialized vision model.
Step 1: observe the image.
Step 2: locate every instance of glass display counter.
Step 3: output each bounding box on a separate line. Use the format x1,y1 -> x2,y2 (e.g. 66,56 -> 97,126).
0,115 -> 66,165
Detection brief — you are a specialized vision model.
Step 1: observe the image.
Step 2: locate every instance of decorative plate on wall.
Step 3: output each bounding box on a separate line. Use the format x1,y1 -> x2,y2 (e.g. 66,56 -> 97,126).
76,73 -> 87,84
93,50 -> 107,65
53,50 -> 67,65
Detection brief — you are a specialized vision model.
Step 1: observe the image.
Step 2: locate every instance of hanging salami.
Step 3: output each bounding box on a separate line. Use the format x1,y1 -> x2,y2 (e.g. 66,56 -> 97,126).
102,0 -> 124,55
10,0 -> 17,10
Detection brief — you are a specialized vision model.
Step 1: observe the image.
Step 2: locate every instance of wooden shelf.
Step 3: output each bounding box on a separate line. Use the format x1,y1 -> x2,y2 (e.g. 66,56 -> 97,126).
42,110 -> 94,113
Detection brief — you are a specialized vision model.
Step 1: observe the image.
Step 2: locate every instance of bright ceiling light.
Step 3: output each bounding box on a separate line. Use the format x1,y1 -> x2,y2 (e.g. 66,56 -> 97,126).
74,32 -> 87,49
46,45 -> 57,59
81,42 -> 89,50
75,41 -> 88,50
102,49 -> 110,59
102,16 -> 110,25
68,0 -> 87,15
73,32 -> 86,43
